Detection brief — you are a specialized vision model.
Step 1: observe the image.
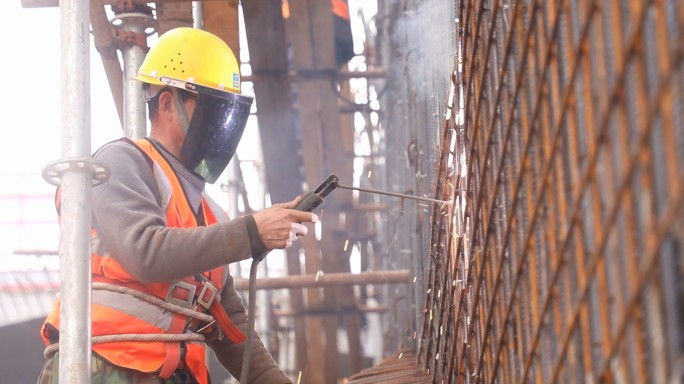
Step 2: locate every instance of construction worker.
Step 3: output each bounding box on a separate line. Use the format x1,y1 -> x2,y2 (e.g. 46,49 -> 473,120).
37,27 -> 316,384
330,0 -> 354,66
282,0 -> 354,67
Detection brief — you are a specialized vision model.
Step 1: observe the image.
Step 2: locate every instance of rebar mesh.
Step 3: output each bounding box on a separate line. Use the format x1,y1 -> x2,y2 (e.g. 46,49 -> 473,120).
422,0 -> 684,382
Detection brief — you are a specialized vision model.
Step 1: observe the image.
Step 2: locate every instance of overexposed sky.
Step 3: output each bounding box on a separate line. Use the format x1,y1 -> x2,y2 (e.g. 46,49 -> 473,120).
3,3 -> 123,174
1,3 -> 122,255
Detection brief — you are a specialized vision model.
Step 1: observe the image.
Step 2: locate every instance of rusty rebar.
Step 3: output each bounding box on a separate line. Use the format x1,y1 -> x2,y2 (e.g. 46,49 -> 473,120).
421,0 -> 684,382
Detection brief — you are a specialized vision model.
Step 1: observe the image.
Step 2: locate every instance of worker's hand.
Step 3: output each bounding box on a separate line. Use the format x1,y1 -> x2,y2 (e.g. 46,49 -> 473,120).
252,197 -> 318,249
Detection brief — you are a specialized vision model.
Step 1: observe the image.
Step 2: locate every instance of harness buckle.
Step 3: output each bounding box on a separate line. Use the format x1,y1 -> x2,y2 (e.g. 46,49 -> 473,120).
166,281 -> 196,309
197,282 -> 218,310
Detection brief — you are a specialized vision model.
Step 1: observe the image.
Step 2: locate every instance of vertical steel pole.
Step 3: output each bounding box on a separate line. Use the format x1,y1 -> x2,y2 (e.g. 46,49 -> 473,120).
116,16 -> 152,139
43,3 -> 110,382
58,0 -> 92,382
122,34 -> 147,139
192,1 -> 204,29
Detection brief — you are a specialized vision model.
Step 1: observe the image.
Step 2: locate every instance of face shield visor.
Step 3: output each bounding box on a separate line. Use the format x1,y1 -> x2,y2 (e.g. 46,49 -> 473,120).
164,78 -> 254,184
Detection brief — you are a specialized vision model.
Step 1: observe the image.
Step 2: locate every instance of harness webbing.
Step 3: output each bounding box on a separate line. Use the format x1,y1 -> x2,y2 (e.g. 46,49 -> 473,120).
43,282 -> 217,359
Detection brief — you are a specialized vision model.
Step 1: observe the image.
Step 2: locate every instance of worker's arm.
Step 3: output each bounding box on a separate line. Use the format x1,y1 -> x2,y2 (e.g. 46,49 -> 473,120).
208,275 -> 293,384
92,140 -> 316,282
91,141 -> 258,282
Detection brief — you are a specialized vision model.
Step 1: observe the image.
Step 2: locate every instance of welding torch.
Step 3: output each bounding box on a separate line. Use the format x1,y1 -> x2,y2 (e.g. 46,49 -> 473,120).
296,173 -> 453,207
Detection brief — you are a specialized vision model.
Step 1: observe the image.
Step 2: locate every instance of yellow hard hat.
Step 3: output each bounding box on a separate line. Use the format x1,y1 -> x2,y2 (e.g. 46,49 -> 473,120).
135,27 -> 242,93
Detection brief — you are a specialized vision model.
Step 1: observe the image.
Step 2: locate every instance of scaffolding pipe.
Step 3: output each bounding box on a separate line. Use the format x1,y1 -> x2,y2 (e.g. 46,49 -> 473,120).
233,270 -> 410,291
41,4 -> 110,382
113,13 -> 154,139
56,0 -> 92,381
90,0 -> 124,128
192,1 -> 203,29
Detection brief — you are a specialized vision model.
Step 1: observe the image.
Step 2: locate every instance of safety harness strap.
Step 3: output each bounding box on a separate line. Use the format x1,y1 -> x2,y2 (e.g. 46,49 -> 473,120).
92,274 -> 246,344
208,296 -> 246,343
158,280 -> 195,379
196,274 -> 246,344
158,313 -> 186,378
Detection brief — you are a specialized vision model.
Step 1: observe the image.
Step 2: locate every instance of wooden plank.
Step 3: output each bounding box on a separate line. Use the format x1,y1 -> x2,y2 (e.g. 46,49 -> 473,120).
287,0 -> 363,380
287,1 -> 335,382
242,0 -> 303,202
155,1 -> 192,35
202,0 -> 239,54
241,0 -> 308,373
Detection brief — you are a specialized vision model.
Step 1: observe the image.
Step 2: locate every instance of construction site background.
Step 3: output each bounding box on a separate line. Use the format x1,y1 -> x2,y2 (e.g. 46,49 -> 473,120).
1,1 -> 683,383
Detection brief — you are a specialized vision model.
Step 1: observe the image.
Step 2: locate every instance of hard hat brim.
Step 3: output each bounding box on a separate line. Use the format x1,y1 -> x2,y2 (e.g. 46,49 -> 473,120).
134,72 -> 165,86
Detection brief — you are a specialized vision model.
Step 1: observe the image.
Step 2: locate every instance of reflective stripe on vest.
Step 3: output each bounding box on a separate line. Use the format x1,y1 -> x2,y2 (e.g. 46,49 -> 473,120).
93,289 -> 174,330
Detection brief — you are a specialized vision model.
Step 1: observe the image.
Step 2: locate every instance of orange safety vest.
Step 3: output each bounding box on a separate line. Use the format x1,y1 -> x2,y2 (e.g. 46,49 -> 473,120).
41,138 -> 245,384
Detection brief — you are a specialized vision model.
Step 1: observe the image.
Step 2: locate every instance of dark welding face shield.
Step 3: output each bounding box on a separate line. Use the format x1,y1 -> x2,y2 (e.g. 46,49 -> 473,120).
164,77 -> 254,184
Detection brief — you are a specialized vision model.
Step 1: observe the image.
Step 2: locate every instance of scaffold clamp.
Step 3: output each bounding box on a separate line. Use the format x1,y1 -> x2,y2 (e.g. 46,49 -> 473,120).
41,157 -> 111,186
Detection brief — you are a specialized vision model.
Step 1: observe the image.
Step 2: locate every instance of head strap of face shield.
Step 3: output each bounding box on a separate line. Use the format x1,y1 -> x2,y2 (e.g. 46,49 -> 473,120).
172,88 -> 191,136
143,83 -> 167,101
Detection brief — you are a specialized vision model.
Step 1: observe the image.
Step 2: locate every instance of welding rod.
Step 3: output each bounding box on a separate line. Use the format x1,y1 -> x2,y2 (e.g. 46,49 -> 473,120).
336,183 -> 453,205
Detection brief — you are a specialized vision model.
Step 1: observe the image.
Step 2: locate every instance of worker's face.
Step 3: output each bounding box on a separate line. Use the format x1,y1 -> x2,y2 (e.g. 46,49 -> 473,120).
153,88 -> 198,158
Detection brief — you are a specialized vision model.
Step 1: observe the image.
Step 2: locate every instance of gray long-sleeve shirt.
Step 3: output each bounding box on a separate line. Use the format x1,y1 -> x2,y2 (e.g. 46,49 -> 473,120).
91,139 -> 291,384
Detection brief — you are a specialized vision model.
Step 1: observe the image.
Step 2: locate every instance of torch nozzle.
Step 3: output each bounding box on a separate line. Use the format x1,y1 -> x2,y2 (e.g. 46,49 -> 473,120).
335,182 -> 452,205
